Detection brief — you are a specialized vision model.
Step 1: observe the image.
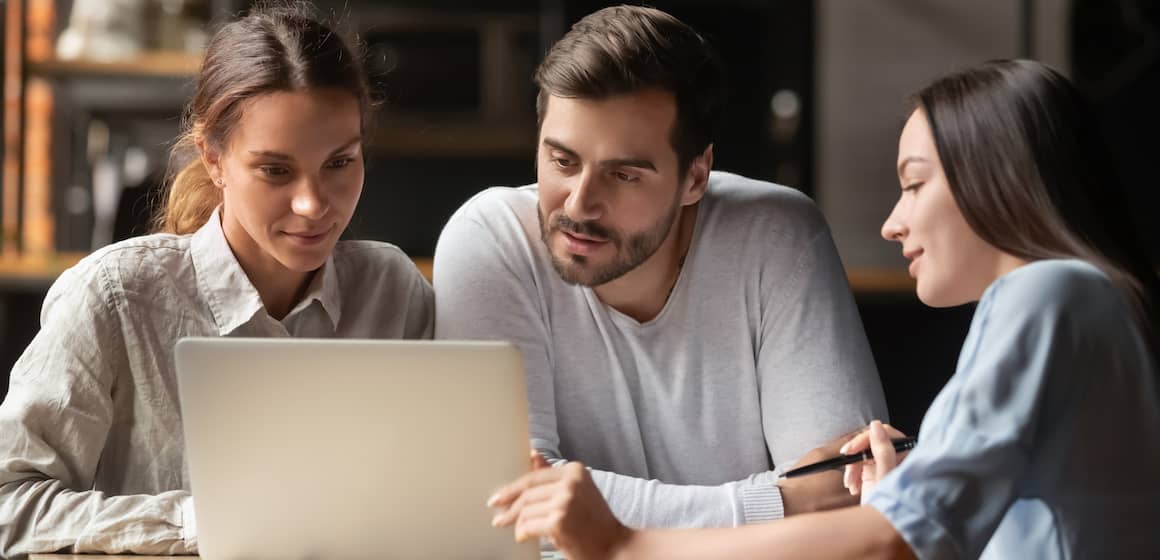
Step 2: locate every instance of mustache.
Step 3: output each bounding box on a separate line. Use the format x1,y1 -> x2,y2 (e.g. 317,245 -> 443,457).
551,214 -> 614,241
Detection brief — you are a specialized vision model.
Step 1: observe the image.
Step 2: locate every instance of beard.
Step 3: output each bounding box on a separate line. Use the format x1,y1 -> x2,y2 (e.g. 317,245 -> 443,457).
538,197 -> 682,287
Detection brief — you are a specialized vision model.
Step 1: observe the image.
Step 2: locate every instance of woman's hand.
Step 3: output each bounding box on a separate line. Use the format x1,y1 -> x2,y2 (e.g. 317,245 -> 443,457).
841,420 -> 909,503
488,456 -> 633,560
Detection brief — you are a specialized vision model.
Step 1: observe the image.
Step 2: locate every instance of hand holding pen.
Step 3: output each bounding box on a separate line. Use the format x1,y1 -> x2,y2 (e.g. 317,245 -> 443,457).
774,421 -> 913,503
779,435 -> 916,479
839,420 -> 911,503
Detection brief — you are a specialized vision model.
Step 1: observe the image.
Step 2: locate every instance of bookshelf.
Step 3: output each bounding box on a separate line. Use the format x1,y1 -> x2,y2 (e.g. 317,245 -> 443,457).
0,251 -> 81,290
1,1 -> 206,260
2,0 -> 27,256
26,52 -> 203,78
1,0 -> 546,259
0,252 -> 915,296
846,267 -> 916,294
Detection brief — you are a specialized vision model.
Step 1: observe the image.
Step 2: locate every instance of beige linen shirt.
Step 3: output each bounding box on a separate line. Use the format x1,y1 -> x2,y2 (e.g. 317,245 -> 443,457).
0,211 -> 433,558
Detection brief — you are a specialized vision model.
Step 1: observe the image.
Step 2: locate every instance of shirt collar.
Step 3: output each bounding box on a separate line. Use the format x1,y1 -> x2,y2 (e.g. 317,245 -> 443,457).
189,208 -> 342,335
191,209 -> 265,335
288,251 -> 343,330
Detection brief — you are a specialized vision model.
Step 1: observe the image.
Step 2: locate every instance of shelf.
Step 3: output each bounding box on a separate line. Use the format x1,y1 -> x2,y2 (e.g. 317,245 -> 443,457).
0,252 -> 84,291
0,254 -> 431,289
847,267 -> 916,295
0,252 -> 83,277
413,257 -> 432,281
0,253 -> 915,296
26,52 -> 202,78
369,115 -> 536,158
0,256 -> 432,286
25,53 -> 534,157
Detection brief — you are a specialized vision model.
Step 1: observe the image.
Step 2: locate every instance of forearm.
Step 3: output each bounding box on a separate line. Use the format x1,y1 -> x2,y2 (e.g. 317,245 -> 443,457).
588,467 -> 784,529
778,469 -> 858,515
617,505 -> 914,560
0,478 -> 196,557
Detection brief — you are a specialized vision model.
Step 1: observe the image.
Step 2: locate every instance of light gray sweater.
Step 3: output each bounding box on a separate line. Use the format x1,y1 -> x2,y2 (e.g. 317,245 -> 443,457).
434,172 -> 887,528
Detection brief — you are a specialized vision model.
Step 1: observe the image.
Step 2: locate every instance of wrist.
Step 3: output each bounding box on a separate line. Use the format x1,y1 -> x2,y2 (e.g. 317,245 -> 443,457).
610,527 -> 642,560
778,473 -> 857,515
777,479 -> 804,515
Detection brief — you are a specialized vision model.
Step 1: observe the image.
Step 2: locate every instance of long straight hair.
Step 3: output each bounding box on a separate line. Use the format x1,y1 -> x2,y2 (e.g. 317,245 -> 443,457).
913,59 -> 1159,349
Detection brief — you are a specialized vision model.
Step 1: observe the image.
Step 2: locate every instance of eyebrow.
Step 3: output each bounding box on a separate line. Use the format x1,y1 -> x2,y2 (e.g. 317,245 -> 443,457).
897,156 -> 930,175
542,137 -> 658,172
247,136 -> 363,161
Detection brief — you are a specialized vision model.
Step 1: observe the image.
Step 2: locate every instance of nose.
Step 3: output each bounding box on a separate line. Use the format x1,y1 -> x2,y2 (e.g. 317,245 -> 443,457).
291,176 -> 329,220
881,199 -> 908,242
562,169 -> 602,222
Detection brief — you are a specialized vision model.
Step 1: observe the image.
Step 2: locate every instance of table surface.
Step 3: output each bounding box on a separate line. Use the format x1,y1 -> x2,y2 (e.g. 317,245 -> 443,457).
30,553 -> 568,559
31,557 -> 180,559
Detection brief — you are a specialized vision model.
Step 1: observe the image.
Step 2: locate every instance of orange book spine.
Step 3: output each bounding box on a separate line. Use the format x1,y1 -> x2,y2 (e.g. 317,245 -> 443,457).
21,0 -> 55,256
2,0 -> 24,255
21,76 -> 52,256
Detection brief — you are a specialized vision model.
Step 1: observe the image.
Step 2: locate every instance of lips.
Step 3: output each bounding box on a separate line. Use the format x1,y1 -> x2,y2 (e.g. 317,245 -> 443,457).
904,249 -> 924,278
559,229 -> 609,256
283,225 -> 333,245
563,228 -> 606,242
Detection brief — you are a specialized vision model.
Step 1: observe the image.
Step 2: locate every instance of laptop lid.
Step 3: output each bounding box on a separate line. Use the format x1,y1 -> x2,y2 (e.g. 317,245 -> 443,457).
175,338 -> 537,560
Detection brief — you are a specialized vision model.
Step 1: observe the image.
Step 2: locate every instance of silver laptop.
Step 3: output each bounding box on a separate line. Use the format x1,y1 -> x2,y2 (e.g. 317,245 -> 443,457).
175,338 -> 538,560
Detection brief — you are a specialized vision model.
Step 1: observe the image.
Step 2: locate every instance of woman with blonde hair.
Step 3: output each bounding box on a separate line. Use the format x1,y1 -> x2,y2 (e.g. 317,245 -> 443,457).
0,4 -> 431,556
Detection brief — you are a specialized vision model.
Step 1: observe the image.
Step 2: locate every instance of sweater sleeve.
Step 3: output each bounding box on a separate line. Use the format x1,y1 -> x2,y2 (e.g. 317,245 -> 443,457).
757,225 -> 888,470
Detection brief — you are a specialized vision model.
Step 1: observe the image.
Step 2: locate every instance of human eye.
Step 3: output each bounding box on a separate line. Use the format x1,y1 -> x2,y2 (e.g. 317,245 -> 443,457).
551,156 -> 574,169
613,170 -> 639,183
325,157 -> 356,170
901,181 -> 923,192
259,165 -> 291,179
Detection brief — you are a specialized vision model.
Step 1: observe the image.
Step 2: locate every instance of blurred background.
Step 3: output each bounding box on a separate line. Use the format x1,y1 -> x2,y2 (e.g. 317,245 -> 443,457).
0,0 -> 1156,434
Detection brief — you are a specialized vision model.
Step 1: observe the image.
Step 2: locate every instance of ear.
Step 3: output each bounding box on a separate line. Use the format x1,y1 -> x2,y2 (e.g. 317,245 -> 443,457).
680,143 -> 713,206
196,136 -> 224,189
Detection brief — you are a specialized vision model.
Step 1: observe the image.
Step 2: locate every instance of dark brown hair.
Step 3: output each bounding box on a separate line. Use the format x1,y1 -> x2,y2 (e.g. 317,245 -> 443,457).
913,59 -> 1159,345
152,1 -> 370,234
533,5 -> 725,176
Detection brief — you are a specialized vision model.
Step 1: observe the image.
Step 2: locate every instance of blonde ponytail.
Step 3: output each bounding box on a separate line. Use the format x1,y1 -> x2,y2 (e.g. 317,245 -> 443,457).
152,126 -> 222,235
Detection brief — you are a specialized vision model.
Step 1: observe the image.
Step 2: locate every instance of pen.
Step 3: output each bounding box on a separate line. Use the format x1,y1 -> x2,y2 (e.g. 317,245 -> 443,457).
778,437 -> 917,479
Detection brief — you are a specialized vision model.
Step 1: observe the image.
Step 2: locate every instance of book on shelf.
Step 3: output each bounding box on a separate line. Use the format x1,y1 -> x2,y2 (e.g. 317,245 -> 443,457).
21,76 -> 52,256
2,0 -> 23,256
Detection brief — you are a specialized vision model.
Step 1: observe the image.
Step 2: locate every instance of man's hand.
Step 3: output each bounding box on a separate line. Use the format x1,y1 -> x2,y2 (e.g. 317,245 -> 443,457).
841,420 -> 909,503
778,429 -> 863,515
488,459 -> 634,560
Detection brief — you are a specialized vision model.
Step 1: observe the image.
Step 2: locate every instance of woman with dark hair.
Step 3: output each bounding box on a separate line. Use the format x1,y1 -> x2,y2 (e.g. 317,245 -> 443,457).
0,3 -> 432,556
488,59 -> 1160,559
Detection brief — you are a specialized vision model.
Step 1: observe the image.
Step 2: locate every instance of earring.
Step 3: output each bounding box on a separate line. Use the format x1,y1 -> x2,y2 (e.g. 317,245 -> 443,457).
215,178 -> 223,186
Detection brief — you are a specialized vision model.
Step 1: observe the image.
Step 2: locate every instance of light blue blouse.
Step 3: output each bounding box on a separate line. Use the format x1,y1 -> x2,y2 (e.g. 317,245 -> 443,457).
867,259 -> 1160,559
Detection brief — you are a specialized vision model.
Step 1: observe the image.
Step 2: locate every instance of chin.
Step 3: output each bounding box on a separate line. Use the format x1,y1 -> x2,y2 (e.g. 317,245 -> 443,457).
550,253 -> 617,287
915,281 -> 971,308
551,258 -> 596,286
277,252 -> 330,273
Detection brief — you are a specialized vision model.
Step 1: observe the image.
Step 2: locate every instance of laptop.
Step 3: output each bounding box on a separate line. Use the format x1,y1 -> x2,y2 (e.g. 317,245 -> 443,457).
175,338 -> 538,560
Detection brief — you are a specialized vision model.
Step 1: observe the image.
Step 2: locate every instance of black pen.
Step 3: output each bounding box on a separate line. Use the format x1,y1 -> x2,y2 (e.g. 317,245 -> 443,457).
778,437 -> 917,479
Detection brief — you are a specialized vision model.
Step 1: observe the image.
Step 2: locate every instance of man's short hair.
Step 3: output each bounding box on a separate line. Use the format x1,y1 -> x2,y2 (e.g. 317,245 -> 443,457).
534,5 -> 726,176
